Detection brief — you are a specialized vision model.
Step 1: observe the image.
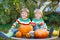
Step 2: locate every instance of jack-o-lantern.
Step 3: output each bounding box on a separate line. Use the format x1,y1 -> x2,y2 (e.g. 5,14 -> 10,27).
18,25 -> 33,36
34,29 -> 49,38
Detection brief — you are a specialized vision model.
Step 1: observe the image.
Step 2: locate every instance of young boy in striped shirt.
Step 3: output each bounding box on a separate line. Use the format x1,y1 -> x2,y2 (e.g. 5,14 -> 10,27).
30,9 -> 54,37
0,8 -> 31,39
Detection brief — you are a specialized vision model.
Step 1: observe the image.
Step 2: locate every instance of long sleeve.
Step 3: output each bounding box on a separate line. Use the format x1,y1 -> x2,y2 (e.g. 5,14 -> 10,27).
10,18 -> 31,31
41,23 -> 47,29
10,18 -> 21,31
32,18 -> 48,29
39,18 -> 48,29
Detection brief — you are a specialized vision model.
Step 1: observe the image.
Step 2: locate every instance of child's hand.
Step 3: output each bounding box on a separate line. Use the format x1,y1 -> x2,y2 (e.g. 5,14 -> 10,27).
39,22 -> 44,26
30,22 -> 36,27
9,30 -> 12,32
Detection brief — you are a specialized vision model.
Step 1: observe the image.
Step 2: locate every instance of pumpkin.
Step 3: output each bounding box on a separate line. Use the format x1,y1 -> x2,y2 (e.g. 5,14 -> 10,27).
18,25 -> 33,36
34,29 -> 49,38
26,33 -> 31,38
16,31 -> 22,38
52,30 -> 59,36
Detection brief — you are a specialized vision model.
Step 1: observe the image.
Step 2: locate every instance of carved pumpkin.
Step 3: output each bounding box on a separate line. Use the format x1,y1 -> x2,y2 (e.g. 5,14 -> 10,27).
34,29 -> 49,38
18,25 -> 33,36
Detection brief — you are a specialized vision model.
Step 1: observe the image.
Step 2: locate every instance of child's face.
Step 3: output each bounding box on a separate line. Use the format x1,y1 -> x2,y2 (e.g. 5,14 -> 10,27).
21,12 -> 28,19
35,12 -> 42,19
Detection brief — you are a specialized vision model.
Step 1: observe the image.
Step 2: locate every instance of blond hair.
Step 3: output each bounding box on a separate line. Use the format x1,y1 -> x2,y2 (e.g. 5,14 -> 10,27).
34,9 -> 43,16
20,8 -> 29,18
20,8 -> 29,13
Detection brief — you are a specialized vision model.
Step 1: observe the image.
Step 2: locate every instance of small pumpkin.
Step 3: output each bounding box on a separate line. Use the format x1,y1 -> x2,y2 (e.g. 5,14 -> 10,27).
53,30 -> 59,36
18,25 -> 33,36
16,31 -> 22,38
26,33 -> 31,38
34,29 -> 49,38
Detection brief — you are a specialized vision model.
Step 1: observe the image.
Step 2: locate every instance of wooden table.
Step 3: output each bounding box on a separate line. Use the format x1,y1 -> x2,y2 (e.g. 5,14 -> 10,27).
11,36 -> 58,40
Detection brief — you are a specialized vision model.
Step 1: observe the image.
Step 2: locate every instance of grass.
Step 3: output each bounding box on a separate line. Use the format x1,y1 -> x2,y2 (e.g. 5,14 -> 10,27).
0,24 -> 12,40
0,24 -> 59,40
0,24 -> 11,33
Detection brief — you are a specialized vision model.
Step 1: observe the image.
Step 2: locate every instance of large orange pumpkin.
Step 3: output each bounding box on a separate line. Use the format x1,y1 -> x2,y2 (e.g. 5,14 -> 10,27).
34,29 -> 49,38
18,25 -> 33,36
16,31 -> 22,38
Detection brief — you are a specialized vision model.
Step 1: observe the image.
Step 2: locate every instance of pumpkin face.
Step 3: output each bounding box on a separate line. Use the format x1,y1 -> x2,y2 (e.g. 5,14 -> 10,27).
18,25 -> 33,36
34,29 -> 49,38
16,31 -> 22,38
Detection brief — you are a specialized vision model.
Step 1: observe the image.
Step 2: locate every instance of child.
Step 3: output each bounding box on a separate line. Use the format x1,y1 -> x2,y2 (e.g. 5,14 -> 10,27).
31,9 -> 47,30
0,8 -> 31,39
30,9 -> 54,38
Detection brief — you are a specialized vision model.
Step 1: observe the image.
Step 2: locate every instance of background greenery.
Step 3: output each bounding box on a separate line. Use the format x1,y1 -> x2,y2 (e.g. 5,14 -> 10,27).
0,0 -> 60,27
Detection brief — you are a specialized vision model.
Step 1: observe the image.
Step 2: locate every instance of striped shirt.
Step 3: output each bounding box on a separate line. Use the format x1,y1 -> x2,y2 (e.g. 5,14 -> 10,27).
32,18 -> 47,29
10,18 -> 31,31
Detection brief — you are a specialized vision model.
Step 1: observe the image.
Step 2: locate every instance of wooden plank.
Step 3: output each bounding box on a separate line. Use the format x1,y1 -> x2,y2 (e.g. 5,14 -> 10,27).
11,36 -> 58,40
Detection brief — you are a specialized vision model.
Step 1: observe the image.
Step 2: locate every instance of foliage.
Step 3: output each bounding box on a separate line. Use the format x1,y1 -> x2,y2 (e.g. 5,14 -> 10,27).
0,0 -> 60,26
43,12 -> 60,26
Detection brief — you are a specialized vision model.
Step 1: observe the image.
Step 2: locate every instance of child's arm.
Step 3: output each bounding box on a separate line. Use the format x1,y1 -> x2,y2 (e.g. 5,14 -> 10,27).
9,18 -> 21,32
30,22 -> 36,27
39,18 -> 47,29
40,23 -> 47,29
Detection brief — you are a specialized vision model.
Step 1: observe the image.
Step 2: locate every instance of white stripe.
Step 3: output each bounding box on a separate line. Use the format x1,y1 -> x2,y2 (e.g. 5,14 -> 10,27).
21,22 -> 30,24
12,26 -> 15,28
13,23 -> 16,26
17,19 -> 20,23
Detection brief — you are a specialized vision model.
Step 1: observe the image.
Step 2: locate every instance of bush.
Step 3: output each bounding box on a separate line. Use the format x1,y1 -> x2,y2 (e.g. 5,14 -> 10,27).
0,0 -> 60,27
